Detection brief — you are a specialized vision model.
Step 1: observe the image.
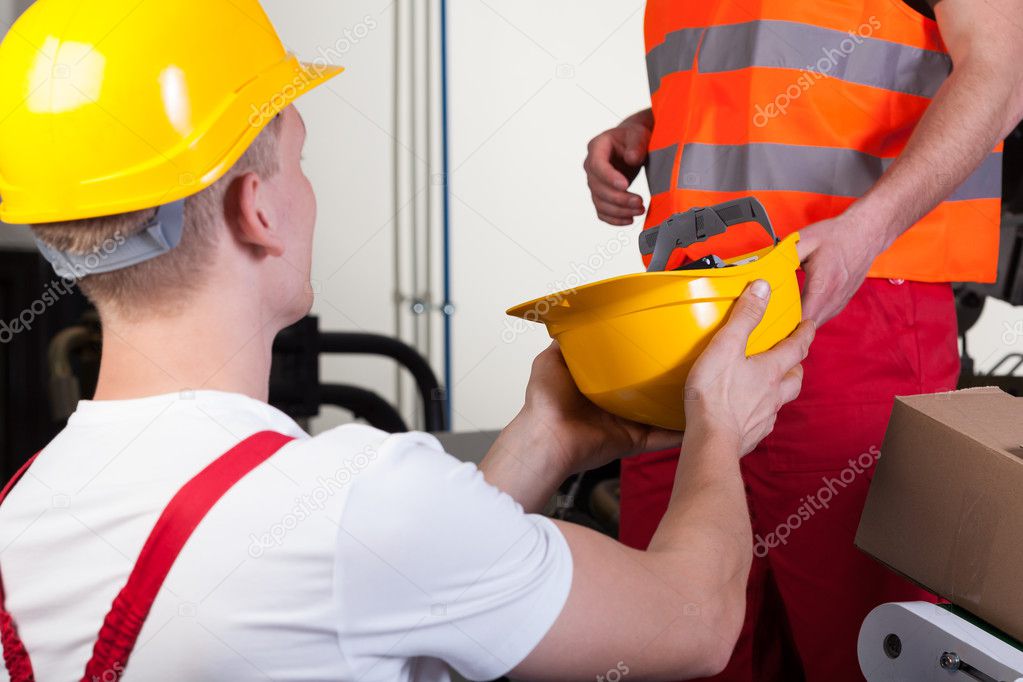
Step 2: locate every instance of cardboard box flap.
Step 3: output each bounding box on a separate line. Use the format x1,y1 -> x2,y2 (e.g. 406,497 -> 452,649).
897,388 -> 1023,462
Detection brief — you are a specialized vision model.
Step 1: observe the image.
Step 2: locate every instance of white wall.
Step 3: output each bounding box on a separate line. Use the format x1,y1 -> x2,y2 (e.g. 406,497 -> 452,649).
261,1 -> 406,433
445,1 -> 650,430
264,0 -> 653,433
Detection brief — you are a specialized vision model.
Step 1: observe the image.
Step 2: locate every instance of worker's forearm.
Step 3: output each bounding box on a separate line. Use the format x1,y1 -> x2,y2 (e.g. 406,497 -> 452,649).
650,429 -> 751,566
854,59 -> 1023,248
645,429 -> 752,631
479,412 -> 572,513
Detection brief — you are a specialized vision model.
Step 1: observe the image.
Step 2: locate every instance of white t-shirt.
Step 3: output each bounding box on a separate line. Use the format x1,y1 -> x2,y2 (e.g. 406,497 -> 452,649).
0,391 -> 572,681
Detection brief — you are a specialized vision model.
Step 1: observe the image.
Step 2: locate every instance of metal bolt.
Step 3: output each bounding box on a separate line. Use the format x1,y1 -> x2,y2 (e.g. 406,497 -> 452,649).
939,652 -> 961,671
410,300 -> 427,315
883,634 -> 902,660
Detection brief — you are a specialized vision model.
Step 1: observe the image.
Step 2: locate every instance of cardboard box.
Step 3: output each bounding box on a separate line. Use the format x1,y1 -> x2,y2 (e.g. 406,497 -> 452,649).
855,387 -> 1023,642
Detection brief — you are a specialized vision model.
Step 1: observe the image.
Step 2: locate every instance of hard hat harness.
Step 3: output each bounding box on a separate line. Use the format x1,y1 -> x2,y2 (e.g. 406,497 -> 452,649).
34,199 -> 187,280
640,197 -> 778,272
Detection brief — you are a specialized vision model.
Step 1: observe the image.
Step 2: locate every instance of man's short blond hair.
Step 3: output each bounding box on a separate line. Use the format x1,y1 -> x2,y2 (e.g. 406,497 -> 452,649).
31,115 -> 284,318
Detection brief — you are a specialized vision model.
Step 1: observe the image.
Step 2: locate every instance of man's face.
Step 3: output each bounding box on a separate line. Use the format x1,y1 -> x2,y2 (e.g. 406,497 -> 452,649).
264,105 -> 317,321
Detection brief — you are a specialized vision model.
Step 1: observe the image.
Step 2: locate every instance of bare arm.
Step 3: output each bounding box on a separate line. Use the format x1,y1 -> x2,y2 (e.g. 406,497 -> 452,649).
503,283 -> 815,680
859,0 -> 1023,245
478,414 -> 574,514
523,432 -> 750,681
798,0 -> 1023,323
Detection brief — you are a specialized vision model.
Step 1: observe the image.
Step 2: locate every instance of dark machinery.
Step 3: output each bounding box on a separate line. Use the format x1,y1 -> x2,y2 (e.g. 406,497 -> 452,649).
270,316 -> 448,432
956,122 -> 1023,393
42,313 -> 448,435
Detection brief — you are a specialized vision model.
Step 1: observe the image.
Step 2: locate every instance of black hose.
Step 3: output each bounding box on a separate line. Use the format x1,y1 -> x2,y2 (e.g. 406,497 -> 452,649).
320,384 -> 409,433
319,332 -> 449,432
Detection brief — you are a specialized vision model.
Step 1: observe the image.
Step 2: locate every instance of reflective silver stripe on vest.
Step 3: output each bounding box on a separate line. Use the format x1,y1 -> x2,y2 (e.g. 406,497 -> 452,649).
645,144 -> 678,195
659,142 -> 1001,201
647,27 -> 704,93
648,20 -> 951,98
948,152 -> 1003,202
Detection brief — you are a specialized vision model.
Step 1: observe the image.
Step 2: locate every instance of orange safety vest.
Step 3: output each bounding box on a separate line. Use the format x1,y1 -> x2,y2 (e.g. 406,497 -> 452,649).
642,0 -> 1002,282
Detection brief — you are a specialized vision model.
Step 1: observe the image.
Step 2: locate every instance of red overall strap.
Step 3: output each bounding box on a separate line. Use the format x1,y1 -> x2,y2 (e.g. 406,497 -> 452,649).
81,430 -> 295,681
0,431 -> 295,682
0,452 -> 43,682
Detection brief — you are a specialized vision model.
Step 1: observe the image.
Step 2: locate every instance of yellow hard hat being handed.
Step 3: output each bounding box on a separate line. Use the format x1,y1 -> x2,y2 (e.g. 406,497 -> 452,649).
0,0 -> 343,225
507,198 -> 803,431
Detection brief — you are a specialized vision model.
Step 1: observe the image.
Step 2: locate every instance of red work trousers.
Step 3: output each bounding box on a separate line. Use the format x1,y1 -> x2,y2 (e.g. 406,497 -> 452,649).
620,278 -> 960,682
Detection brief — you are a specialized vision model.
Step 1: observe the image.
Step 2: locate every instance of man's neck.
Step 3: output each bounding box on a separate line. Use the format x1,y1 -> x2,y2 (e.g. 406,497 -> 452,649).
92,296 -> 284,404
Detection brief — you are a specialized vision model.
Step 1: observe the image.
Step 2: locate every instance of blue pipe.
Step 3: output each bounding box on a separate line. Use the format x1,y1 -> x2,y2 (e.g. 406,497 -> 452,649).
440,0 -> 453,424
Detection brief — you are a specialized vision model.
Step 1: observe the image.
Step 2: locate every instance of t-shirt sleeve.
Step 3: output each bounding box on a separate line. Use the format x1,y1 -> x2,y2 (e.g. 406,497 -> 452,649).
333,432 -> 573,681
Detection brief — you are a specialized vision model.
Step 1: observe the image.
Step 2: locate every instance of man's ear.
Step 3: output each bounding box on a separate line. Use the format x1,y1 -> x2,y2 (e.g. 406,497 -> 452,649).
226,171 -> 285,257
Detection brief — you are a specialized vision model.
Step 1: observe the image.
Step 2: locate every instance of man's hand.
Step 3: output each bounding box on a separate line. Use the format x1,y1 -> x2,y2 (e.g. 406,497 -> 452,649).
518,343 -> 682,476
796,208 -> 889,326
584,109 -> 653,226
685,280 -> 817,455
479,342 -> 681,512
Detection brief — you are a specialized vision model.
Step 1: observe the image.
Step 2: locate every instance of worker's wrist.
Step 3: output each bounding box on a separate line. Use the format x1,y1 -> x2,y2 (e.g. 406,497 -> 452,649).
845,194 -> 903,251
495,408 -> 576,479
681,423 -> 743,460
622,108 -> 654,133
480,411 -> 575,512
517,407 -> 582,472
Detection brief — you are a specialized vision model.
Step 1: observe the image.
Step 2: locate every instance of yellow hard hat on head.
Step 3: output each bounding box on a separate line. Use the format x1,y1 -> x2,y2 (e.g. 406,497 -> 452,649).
0,0 -> 343,225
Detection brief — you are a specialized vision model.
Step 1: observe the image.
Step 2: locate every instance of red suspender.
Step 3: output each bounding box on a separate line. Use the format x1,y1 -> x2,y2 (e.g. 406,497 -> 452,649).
0,430 -> 296,682
0,453 -> 42,682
